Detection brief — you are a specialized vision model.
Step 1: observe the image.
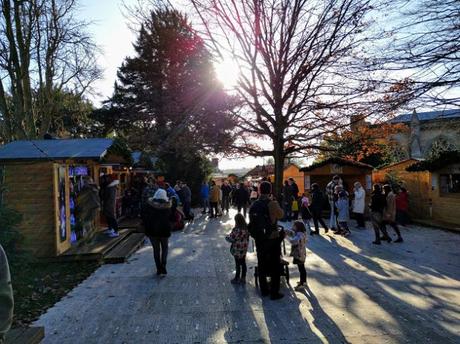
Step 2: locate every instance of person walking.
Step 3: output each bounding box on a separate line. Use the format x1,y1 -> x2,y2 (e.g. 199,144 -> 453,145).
309,183 -> 329,235
181,181 -> 193,220
234,182 -> 250,217
209,181 -> 220,218
221,181 -> 232,214
225,213 -> 250,284
248,181 -> 284,300
0,244 -> 13,343
382,184 -> 404,243
289,178 -> 299,201
102,174 -> 120,238
395,187 -> 409,226
200,181 -> 210,214
369,184 -> 391,245
326,175 -> 340,231
352,182 -> 366,229
143,189 -> 172,276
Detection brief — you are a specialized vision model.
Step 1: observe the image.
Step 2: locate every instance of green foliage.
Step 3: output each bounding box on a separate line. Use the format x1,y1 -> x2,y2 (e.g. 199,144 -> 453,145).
104,8 -> 236,155
0,205 -> 23,257
155,149 -> 213,205
407,150 -> 460,172
425,137 -> 457,161
103,137 -> 133,165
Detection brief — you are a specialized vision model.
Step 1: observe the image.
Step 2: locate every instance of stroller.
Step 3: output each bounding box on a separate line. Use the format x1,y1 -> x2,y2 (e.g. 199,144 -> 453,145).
253,225 -> 290,287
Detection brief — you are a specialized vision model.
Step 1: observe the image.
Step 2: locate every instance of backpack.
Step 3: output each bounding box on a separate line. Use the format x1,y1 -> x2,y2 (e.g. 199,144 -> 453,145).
248,199 -> 276,241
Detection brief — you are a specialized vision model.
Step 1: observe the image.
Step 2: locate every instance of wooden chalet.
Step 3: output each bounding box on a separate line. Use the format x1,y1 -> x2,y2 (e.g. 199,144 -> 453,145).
0,138 -> 131,257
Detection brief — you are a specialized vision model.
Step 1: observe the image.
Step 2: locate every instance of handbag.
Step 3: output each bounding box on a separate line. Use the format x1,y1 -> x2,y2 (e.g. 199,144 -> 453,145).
292,200 -> 299,212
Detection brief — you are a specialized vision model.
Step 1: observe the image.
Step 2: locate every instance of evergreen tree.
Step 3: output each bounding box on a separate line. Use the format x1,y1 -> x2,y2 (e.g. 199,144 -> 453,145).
108,9 -> 236,155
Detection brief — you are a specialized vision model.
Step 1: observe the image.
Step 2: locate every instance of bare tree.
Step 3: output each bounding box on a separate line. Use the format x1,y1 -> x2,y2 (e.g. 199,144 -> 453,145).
190,0 -> 400,196
0,0 -> 101,142
381,0 -> 460,106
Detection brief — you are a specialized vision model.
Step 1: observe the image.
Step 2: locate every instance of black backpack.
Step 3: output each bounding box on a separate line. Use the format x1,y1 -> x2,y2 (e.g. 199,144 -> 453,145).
248,199 -> 276,241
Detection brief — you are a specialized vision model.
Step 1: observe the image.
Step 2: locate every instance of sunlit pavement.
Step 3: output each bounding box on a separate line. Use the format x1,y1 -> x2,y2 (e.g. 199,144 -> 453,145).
35,209 -> 460,343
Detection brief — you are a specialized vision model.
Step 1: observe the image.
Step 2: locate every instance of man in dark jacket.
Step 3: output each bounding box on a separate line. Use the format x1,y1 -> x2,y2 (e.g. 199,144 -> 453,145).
249,181 -> 284,300
221,181 -> 232,214
309,183 -> 329,235
234,183 -> 250,217
370,184 -> 391,245
282,180 -> 293,221
143,188 -> 172,276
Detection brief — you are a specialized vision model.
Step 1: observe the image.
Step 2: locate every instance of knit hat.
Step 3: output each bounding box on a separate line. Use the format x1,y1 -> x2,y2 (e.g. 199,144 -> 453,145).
153,188 -> 169,202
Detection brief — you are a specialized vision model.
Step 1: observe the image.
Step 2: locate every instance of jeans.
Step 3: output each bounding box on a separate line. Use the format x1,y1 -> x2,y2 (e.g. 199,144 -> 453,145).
354,212 -> 365,228
256,239 -> 281,297
210,202 -> 219,217
148,236 -> 169,272
371,212 -> 389,242
312,209 -> 328,233
183,201 -> 192,218
237,204 -> 247,217
329,202 -> 337,229
202,198 -> 210,212
222,196 -> 230,213
382,220 -> 403,239
234,256 -> 247,279
106,215 -> 118,233
297,263 -> 306,284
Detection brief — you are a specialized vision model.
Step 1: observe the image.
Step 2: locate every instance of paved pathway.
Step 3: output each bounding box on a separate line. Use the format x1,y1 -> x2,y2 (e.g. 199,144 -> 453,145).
36,210 -> 460,343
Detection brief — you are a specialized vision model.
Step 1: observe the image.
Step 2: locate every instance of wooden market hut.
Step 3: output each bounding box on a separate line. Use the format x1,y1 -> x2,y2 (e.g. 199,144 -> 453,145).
373,153 -> 460,230
0,138 -> 131,257
300,158 -> 374,196
245,163 -> 305,191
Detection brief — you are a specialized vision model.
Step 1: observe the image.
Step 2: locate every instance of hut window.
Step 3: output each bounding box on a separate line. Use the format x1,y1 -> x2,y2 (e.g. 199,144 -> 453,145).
440,174 -> 460,194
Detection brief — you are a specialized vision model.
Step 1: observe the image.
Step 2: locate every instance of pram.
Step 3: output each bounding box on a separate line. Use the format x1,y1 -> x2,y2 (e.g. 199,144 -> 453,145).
253,225 -> 290,287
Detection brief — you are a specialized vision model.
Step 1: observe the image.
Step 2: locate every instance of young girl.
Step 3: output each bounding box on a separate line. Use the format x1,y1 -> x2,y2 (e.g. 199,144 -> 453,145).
225,213 -> 250,284
336,190 -> 351,237
286,221 -> 307,289
300,193 -> 312,232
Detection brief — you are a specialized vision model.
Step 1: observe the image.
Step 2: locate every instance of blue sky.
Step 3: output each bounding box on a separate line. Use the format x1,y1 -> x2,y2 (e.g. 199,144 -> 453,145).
80,0 -> 136,104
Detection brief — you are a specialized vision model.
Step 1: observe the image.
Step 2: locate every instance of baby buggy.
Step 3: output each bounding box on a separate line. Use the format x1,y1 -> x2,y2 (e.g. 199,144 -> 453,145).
253,225 -> 290,287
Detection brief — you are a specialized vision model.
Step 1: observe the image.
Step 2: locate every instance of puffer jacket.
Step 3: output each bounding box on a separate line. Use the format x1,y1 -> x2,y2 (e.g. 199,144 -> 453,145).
143,200 -> 172,237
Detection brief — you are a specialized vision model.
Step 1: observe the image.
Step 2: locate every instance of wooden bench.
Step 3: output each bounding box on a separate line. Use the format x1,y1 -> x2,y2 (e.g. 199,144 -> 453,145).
5,327 -> 44,344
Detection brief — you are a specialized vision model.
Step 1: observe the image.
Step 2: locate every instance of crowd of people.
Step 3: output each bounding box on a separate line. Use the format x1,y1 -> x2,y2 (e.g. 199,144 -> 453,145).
111,173 -> 410,298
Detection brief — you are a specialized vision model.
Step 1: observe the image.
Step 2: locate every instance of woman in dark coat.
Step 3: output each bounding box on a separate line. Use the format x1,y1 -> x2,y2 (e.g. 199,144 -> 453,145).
143,188 -> 172,276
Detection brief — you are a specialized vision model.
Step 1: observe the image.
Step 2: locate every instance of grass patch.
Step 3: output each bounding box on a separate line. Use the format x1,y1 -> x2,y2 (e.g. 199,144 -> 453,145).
10,258 -> 100,327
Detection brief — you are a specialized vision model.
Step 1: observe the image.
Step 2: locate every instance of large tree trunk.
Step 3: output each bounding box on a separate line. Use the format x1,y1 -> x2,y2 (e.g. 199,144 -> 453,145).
272,135 -> 285,201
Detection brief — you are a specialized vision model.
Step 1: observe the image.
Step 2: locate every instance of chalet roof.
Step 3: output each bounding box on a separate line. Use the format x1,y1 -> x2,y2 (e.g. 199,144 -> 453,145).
244,163 -> 300,178
300,158 -> 374,172
0,138 -> 114,161
391,109 -> 460,124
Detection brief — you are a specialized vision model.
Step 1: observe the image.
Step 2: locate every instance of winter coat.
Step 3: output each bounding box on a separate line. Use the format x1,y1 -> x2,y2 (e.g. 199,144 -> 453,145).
143,200 -> 172,237
396,191 -> 409,211
336,198 -> 350,222
286,229 -> 306,263
210,185 -> 220,203
221,184 -> 232,198
102,180 -> 119,218
282,185 -> 293,204
370,192 -> 386,214
182,185 -> 192,203
0,245 -> 13,339
225,227 -> 249,259
352,187 -> 365,214
76,183 -> 100,223
310,189 -> 325,211
234,187 -> 249,206
200,184 -> 210,199
384,192 -> 397,222
290,182 -> 300,198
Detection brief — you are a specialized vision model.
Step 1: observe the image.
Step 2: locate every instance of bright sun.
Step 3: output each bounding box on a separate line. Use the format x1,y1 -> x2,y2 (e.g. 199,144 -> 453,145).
214,59 -> 240,89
